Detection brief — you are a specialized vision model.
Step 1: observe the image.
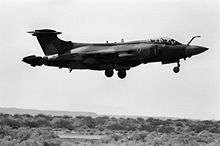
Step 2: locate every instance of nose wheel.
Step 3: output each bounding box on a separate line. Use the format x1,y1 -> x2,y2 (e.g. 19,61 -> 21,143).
173,66 -> 180,73
173,61 -> 180,73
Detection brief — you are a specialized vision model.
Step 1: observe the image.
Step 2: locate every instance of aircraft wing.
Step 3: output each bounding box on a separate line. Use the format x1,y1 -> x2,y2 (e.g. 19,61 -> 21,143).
57,47 -> 136,62
79,48 -> 136,58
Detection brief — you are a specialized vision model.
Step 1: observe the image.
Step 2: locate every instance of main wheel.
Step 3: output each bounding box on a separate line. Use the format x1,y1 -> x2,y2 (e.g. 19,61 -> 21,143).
117,70 -> 126,79
105,70 -> 114,77
173,66 -> 180,73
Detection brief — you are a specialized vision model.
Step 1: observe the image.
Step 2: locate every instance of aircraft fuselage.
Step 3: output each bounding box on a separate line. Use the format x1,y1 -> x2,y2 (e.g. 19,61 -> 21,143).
23,29 -> 209,79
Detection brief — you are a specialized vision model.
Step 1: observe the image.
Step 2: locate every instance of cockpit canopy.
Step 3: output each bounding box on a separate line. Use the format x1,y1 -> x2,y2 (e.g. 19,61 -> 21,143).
148,37 -> 182,46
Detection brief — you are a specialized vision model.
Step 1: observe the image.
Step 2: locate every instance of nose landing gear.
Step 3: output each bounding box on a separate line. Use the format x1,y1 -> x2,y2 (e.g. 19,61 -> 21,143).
173,61 -> 180,73
173,66 -> 180,73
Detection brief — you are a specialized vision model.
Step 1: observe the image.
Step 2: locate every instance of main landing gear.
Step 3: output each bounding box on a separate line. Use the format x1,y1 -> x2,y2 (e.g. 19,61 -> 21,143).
105,69 -> 114,78
104,69 -> 127,79
117,70 -> 126,79
69,68 -> 72,73
173,61 -> 180,73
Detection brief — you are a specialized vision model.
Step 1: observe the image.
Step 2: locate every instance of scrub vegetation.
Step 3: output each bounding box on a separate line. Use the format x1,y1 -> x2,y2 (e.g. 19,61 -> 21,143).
0,113 -> 219,146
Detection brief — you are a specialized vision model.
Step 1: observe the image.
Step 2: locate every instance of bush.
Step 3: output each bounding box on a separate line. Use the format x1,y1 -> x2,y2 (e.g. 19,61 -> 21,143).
157,125 -> 175,133
50,118 -> 74,130
110,133 -> 123,141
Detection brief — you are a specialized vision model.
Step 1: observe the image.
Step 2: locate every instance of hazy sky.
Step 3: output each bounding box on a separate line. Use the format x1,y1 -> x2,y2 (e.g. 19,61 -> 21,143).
0,0 -> 219,120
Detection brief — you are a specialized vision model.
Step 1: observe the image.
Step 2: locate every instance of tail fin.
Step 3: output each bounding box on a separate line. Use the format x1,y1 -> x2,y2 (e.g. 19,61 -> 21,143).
28,29 -> 72,56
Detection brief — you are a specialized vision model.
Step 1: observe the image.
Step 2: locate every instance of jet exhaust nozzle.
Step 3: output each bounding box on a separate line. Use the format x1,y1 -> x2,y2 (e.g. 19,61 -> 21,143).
22,55 -> 44,67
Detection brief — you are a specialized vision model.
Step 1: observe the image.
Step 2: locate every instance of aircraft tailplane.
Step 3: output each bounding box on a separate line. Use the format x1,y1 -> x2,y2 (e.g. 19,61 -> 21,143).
28,29 -> 72,56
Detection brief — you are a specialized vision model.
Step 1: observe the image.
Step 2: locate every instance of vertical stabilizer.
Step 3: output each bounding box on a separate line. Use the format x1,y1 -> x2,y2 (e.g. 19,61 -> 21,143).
28,29 -> 66,56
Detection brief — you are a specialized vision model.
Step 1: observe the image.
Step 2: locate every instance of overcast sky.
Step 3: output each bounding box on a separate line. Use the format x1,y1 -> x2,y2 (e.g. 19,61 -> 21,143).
0,0 -> 219,120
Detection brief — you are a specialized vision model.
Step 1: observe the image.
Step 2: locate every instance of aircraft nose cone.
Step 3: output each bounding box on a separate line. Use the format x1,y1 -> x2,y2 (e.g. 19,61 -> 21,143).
199,46 -> 209,52
186,45 -> 209,57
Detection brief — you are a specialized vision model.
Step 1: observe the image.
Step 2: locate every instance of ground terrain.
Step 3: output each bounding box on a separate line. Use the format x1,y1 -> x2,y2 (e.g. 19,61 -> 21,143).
0,109 -> 219,145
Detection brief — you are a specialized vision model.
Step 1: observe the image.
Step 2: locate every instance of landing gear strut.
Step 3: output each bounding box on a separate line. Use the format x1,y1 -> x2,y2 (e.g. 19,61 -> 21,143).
117,70 -> 126,79
105,69 -> 114,78
173,61 -> 180,73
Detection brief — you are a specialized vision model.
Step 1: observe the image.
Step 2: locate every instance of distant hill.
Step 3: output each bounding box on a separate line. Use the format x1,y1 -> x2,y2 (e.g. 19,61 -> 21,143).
0,107 -> 199,121
0,107 -> 97,117
103,114 -> 178,120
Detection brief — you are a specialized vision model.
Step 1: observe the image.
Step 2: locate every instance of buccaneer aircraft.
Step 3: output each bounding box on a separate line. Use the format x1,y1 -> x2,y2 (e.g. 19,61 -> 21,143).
23,29 -> 209,79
